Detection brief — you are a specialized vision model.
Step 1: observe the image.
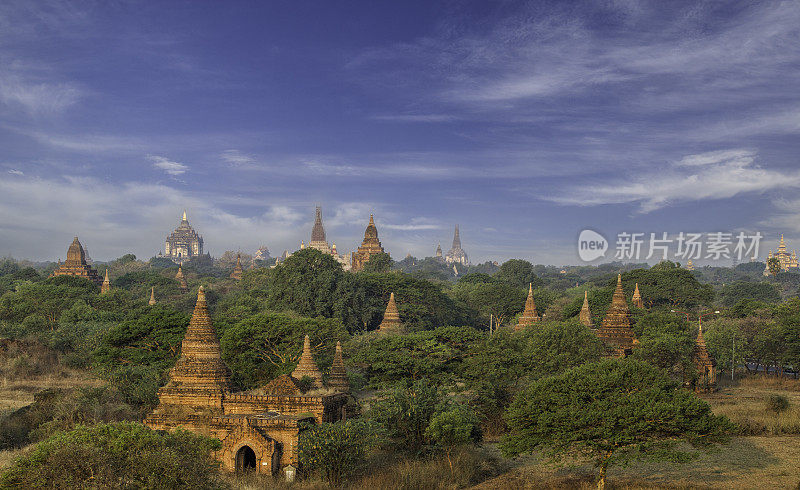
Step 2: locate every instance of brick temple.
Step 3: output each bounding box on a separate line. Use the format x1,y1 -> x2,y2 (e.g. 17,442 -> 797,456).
351,215 -> 386,271
595,274 -> 638,357
51,237 -> 102,286
145,287 -> 351,474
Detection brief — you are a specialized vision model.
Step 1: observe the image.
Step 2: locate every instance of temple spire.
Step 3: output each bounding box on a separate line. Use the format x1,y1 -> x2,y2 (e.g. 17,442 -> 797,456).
632,283 -> 644,309
327,341 -> 349,392
292,335 -> 323,389
595,274 -> 637,357
452,225 -> 461,249
579,290 -> 593,327
378,292 -> 402,334
175,265 -> 188,292
515,283 -> 540,331
230,253 -> 243,280
149,287 -> 156,305
101,269 -> 112,294
311,206 -> 326,244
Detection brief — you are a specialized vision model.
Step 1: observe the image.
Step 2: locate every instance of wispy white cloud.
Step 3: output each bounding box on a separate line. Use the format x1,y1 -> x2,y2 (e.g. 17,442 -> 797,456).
220,149 -> 256,167
383,217 -> 441,231
27,131 -> 143,152
7,169 -> 23,176
148,155 -> 188,176
549,149 -> 800,213
0,75 -> 82,116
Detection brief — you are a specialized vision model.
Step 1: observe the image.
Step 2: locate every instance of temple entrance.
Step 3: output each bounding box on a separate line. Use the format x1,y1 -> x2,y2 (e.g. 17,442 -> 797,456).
235,445 -> 257,472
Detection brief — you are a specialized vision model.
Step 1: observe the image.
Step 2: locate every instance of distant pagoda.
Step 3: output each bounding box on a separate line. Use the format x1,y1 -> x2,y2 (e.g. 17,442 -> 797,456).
632,283 -> 644,309
327,341 -> 349,392
774,234 -> 799,271
148,287 -> 156,305
51,237 -> 102,286
378,292 -> 402,334
164,211 -> 204,264
435,244 -> 444,263
100,269 -> 112,294
445,225 -> 468,265
302,206 -> 351,270
351,215 -> 386,271
579,290 -> 593,327
686,259 -> 695,271
229,254 -> 243,280
515,283 -> 540,331
595,274 -> 638,357
292,335 -> 323,389
175,266 -> 188,292
693,321 -> 716,392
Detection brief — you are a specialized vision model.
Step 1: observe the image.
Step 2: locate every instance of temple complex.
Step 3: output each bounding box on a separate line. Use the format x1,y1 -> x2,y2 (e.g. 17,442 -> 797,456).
163,211 -> 204,264
351,215 -> 386,272
230,254 -> 244,280
175,266 -> 188,292
299,207 -> 351,270
515,284 -> 540,331
253,246 -> 271,263
445,225 -> 469,265
773,235 -> 798,271
595,274 -> 638,357
51,237 -> 102,286
692,321 -> 716,392
100,269 -> 112,294
632,283 -> 644,309
579,291 -> 593,327
145,287 -> 351,474
378,292 -> 402,334
148,287 -> 156,306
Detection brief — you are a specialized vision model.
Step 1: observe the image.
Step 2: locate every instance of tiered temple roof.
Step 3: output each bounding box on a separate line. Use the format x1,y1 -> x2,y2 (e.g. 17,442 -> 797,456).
378,292 -> 402,334
160,286 -> 232,394
595,274 -> 638,356
100,269 -> 112,294
579,290 -> 593,327
327,341 -> 349,392
515,283 -> 540,331
774,234 -> 799,271
175,266 -> 188,292
632,283 -> 644,309
351,215 -> 386,271
164,211 -> 204,264
693,322 -> 716,392
445,225 -> 468,265
292,335 -> 323,389
51,237 -> 102,285
230,254 -> 243,280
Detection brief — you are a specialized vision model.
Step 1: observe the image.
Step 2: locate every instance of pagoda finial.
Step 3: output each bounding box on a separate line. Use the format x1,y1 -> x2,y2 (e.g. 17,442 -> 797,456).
369,214 -> 375,226
149,287 -> 156,305
182,210 -> 187,221
197,285 -> 205,302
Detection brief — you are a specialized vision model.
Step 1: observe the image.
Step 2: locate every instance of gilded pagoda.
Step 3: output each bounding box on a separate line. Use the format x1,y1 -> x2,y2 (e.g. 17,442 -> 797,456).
51,237 -> 102,286
773,235 -> 798,271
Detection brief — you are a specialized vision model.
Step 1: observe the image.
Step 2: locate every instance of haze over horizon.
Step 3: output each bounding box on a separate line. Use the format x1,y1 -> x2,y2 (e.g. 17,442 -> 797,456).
2,1 -> 800,265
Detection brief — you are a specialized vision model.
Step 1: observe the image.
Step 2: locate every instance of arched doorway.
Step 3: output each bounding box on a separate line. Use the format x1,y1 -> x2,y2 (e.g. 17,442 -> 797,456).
235,445 -> 257,472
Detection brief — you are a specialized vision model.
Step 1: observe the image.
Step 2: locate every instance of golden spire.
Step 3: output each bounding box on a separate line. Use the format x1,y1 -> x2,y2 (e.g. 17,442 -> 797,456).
515,283 -> 540,331
292,335 -> 323,389
579,290 -> 593,327
327,341 -> 349,392
378,292 -> 402,333
148,287 -> 156,305
632,283 -> 644,309
101,269 -> 111,294
182,210 -> 187,221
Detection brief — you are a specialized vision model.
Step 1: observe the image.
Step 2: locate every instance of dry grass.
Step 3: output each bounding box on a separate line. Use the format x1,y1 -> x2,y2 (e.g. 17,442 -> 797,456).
703,375 -> 800,435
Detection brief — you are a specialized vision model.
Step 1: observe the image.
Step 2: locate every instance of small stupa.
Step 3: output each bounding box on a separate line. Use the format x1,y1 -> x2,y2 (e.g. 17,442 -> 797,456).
292,335 -> 323,389
378,292 -> 402,334
515,283 -> 540,331
148,287 -> 156,306
100,269 -> 112,294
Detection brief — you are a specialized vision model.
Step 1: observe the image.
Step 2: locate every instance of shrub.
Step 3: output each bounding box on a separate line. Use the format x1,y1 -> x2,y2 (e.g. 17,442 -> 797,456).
767,394 -> 790,413
0,422 -> 223,489
299,419 -> 377,487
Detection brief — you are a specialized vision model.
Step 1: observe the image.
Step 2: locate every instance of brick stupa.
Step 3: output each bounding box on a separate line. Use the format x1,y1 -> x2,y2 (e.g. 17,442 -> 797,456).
175,265 -> 188,292
51,237 -> 102,285
378,292 -> 402,334
148,287 -> 156,306
100,269 -> 112,294
515,283 -> 540,331
292,335 -> 323,389
351,215 -> 386,271
579,290 -> 593,327
595,274 -> 638,357
632,283 -> 644,309
327,341 -> 349,392
693,322 -> 716,392
230,254 -> 243,280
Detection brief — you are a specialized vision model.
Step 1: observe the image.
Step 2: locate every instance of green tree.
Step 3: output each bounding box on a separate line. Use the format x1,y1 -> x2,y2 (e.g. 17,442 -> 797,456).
450,281 -> 525,327
369,379 -> 441,454
0,422 -> 223,489
299,419 -> 377,486
494,259 -> 542,288
425,404 -> 481,473
523,320 -> 603,378
361,252 -> 394,273
220,312 -> 346,389
719,281 -> 780,306
620,265 -> 714,310
502,359 -> 731,490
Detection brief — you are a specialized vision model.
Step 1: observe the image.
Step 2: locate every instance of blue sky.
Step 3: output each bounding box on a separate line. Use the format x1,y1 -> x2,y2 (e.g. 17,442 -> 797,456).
1,0 -> 800,265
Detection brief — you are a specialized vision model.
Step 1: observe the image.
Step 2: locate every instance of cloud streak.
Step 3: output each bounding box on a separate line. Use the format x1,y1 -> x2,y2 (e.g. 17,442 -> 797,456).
149,155 -> 188,176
